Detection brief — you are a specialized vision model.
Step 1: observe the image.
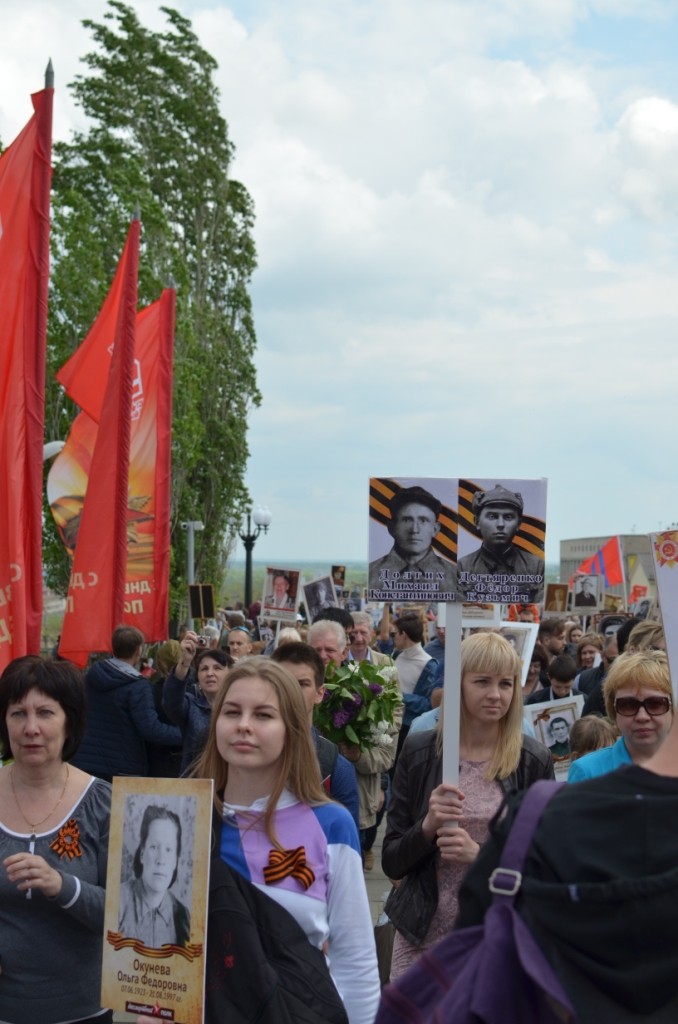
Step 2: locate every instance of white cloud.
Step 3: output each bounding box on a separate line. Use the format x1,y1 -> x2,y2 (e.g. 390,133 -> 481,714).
4,0 -> 678,564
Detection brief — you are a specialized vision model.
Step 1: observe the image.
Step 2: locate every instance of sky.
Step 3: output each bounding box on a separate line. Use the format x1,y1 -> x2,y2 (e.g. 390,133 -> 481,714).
2,0 -> 678,568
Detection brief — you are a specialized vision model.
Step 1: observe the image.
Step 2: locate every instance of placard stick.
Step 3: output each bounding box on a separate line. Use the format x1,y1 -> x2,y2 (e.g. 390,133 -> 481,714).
651,532 -> 678,703
441,600 -> 463,786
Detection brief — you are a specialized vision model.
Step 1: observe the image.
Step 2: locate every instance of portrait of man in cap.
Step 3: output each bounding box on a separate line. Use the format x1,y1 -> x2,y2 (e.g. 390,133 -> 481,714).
368,482 -> 456,601
456,483 -> 545,603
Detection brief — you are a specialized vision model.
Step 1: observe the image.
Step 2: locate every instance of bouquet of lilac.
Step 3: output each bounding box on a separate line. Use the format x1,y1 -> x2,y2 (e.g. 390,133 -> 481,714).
314,659 -> 401,750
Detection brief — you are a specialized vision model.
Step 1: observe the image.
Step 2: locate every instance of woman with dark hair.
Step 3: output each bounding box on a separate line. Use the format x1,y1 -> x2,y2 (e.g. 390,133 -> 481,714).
118,803 -> 190,947
162,632 -> 233,773
0,655 -> 112,1024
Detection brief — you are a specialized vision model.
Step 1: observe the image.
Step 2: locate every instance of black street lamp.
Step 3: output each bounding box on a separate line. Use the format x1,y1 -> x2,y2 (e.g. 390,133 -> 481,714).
239,506 -> 272,610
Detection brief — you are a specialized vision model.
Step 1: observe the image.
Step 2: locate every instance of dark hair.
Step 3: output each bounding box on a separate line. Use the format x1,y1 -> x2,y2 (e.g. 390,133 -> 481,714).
538,618 -> 566,640
395,612 -> 424,644
272,642 -> 325,689
529,642 -> 550,672
311,606 -> 354,632
390,485 -> 441,520
0,656 -> 86,761
195,648 -> 233,671
548,654 -> 577,684
112,625 -> 144,659
615,617 -> 641,654
133,804 -> 182,887
549,716 -> 569,732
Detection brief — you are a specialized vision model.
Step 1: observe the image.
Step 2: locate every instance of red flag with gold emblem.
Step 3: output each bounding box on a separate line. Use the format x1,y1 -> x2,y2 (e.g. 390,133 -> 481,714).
49,286 -> 174,646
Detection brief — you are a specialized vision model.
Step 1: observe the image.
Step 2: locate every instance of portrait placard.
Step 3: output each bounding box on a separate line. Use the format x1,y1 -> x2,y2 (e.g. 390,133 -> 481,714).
472,622 -> 538,687
368,476 -> 457,602
460,602 -> 501,627
651,531 -> 678,701
102,777 -> 214,1023
571,573 -> 603,612
302,574 -> 338,621
331,565 -> 346,587
455,478 -> 547,605
544,583 -> 568,615
527,695 -> 584,780
261,566 -> 300,624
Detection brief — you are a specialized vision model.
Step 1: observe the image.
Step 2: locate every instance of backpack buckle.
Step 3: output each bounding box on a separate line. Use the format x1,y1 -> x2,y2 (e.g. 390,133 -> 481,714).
488,867 -> 522,896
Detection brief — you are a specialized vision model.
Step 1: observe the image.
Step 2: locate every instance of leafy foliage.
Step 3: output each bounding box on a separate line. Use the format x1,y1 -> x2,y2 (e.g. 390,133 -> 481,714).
44,1 -> 260,618
314,661 -> 402,749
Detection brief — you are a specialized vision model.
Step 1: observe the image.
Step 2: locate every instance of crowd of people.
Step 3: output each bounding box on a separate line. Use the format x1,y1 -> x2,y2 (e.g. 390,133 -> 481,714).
1,595 -> 676,1023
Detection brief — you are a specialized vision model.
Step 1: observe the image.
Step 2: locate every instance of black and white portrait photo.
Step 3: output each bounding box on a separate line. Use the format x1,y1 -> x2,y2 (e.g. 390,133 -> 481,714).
456,478 -> 547,605
368,477 -> 457,602
118,794 -> 195,950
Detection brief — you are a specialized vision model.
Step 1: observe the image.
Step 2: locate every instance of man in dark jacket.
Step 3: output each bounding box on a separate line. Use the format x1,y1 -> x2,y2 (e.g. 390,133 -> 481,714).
72,625 -> 181,780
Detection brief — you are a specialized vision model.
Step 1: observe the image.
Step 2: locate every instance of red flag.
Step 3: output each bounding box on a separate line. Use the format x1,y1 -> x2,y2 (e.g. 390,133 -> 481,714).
56,226 -> 138,422
58,218 -> 140,665
48,289 -> 175,641
0,85 -> 53,670
572,536 -> 624,589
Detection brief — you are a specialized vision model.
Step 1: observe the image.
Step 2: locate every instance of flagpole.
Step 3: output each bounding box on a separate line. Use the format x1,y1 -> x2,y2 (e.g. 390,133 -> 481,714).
617,535 -> 629,609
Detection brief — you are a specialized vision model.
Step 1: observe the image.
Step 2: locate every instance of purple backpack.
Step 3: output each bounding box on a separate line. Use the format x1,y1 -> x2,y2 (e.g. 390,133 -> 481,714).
376,780 -> 577,1024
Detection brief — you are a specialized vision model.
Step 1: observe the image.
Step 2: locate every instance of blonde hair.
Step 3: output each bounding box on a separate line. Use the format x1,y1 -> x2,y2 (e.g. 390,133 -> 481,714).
568,716 -> 617,760
603,650 -> 672,719
575,632 -> 603,667
191,656 -> 329,847
436,632 -> 523,780
626,620 -> 664,653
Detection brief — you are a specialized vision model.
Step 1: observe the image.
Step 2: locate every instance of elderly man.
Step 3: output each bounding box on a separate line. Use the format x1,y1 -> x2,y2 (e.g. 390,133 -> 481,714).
350,611 -> 396,668
308,619 -> 402,871
369,484 -> 456,601
457,484 -> 545,604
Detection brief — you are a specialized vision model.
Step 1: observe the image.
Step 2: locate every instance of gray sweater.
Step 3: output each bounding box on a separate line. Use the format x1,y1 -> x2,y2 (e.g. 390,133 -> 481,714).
0,776 -> 111,1023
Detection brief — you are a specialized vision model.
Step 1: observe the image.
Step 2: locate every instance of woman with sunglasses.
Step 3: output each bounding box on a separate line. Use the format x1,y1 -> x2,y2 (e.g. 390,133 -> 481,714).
569,650 -> 673,781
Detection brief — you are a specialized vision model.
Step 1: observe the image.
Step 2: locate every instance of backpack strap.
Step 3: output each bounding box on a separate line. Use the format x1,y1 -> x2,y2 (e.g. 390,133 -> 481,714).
488,780 -> 563,904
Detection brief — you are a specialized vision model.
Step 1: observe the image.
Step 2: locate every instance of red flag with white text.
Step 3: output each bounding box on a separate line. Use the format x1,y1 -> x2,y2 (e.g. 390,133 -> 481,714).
48,289 -> 175,641
0,85 -> 52,670
58,218 -> 140,666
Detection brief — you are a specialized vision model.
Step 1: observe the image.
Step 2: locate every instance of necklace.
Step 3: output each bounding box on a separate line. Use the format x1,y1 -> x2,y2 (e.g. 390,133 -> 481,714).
10,764 -> 70,832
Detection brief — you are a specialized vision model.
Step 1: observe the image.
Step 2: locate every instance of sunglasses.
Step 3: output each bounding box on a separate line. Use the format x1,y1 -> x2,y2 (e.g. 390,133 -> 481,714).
614,696 -> 672,717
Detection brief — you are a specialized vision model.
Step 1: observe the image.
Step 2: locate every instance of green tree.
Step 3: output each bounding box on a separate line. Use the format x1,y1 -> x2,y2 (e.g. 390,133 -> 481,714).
44,1 -> 260,619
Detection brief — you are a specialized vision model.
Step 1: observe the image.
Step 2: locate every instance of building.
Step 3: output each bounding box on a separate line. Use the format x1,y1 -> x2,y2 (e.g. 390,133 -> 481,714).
559,535 -> 654,605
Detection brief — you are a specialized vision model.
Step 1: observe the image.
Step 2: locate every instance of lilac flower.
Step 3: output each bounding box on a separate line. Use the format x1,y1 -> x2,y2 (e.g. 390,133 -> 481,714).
369,684 -> 383,695
333,710 -> 352,728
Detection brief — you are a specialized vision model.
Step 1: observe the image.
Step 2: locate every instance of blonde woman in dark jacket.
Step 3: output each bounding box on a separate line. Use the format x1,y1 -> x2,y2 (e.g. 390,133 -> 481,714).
382,632 -> 554,978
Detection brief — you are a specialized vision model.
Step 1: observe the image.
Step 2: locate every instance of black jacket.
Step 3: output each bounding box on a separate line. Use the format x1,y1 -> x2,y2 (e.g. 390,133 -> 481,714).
72,658 -> 181,778
382,729 -> 554,945
456,765 -> 678,1024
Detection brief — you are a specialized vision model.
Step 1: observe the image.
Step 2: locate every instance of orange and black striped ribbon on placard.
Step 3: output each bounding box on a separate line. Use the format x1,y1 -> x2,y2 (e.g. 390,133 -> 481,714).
369,478 -> 458,564
458,479 -> 545,558
263,846 -> 315,890
106,931 -> 203,962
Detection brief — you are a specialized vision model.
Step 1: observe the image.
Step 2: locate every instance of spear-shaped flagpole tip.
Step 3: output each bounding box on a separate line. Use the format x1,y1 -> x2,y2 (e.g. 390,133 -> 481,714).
45,59 -> 54,88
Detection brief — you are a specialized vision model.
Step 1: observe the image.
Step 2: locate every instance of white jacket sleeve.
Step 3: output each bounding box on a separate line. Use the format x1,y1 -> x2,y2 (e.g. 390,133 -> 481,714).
325,840 -> 381,1024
